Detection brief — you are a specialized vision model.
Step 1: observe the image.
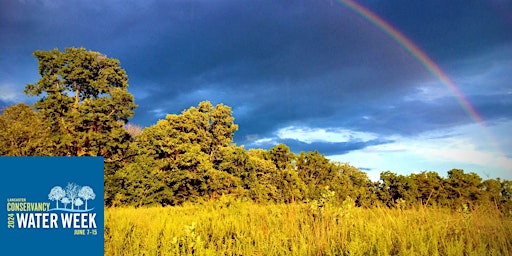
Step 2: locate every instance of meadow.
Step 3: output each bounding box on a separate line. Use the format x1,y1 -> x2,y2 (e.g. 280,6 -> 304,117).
105,198 -> 512,255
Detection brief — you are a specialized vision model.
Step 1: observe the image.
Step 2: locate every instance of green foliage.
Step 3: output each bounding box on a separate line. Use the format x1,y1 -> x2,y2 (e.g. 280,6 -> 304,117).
446,169 -> 483,207
215,145 -> 249,179
296,151 -> 339,200
0,103 -> 51,155
6,48 -> 139,205
115,155 -> 173,206
111,98 -> 511,211
116,101 -> 241,206
24,47 -> 136,159
410,171 -> 447,206
244,153 -> 282,202
267,143 -> 293,171
3,49 -> 511,213
337,163 -> 378,207
378,171 -> 418,207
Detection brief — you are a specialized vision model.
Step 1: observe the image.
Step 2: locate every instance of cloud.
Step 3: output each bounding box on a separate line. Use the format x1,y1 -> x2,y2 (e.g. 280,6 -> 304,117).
1,0 -> 511,180
418,143 -> 512,171
276,126 -> 378,144
284,138 -> 391,156
5,0 -> 509,133
367,1 -> 512,62
245,125 -> 391,155
330,121 -> 512,180
0,83 -> 24,103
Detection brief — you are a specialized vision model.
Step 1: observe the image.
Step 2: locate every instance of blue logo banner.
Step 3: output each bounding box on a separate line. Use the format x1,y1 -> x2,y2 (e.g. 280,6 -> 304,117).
0,157 -> 104,256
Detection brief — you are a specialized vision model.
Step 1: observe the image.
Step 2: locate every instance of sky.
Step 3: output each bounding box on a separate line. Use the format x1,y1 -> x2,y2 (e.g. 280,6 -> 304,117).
1,0 -> 511,181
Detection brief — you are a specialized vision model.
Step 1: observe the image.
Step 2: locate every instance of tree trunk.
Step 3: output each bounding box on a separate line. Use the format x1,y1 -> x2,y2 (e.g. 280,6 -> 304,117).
73,82 -> 79,112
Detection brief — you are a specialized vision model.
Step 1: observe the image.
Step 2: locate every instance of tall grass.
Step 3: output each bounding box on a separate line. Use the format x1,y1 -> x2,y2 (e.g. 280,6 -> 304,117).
105,199 -> 512,255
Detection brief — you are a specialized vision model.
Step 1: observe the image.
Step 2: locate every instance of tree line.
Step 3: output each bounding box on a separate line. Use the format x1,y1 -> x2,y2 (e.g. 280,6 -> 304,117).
1,48 -> 511,213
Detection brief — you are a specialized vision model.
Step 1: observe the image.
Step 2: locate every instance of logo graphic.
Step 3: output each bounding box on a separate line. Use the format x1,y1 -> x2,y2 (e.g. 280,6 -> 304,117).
7,183 -> 98,234
1,157 -> 104,256
49,183 -> 96,211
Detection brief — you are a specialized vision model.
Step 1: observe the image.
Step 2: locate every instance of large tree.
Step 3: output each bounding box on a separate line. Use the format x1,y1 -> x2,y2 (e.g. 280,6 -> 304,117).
24,47 -> 137,160
117,101 -> 239,206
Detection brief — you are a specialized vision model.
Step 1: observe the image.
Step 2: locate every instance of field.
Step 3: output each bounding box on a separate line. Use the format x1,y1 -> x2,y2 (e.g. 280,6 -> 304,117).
105,199 -> 512,255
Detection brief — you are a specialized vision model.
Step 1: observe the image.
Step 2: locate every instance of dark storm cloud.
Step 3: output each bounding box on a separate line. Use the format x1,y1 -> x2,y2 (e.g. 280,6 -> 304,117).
469,94 -> 512,121
108,0 -> 432,133
1,0 -> 511,157
362,0 -> 512,62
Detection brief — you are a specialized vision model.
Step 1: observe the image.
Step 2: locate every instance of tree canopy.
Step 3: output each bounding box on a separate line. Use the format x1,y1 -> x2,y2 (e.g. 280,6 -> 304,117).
24,47 -> 136,160
0,103 -> 51,156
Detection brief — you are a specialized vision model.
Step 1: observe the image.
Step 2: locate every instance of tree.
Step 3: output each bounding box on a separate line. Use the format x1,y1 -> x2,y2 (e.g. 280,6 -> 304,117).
200,101 -> 238,160
24,47 -> 137,161
78,186 -> 96,210
118,101 -> 239,206
48,186 -> 65,208
378,171 -> 418,207
203,168 -> 244,200
24,48 -> 137,205
267,144 -> 293,171
66,183 -> 81,210
337,163 -> 376,207
75,198 -> 84,210
446,169 -> 482,207
276,169 -> 307,203
215,145 -> 249,179
0,103 -> 51,156
410,171 -> 446,206
481,178 -> 502,209
61,197 -> 71,209
501,180 -> 512,214
296,151 -> 338,200
162,101 -> 238,160
116,155 -> 174,206
245,154 -> 281,202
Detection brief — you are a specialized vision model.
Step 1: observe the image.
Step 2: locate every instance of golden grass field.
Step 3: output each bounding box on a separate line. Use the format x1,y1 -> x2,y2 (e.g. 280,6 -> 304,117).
105,199 -> 512,255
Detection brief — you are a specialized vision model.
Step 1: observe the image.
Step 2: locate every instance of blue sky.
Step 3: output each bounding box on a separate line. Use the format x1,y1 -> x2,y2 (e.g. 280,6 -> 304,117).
1,0 -> 511,180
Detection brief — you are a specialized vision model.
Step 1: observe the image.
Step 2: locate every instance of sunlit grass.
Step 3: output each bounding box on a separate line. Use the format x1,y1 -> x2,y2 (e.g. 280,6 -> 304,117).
105,199 -> 512,255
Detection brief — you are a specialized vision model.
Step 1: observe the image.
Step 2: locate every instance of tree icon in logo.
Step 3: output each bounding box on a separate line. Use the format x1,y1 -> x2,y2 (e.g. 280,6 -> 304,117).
48,186 -> 66,208
75,198 -> 84,210
66,183 -> 80,210
48,183 -> 96,211
61,197 -> 71,209
78,186 -> 96,210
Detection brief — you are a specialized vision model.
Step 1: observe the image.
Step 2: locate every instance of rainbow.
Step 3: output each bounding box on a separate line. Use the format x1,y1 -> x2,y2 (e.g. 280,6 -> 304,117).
338,0 -> 484,124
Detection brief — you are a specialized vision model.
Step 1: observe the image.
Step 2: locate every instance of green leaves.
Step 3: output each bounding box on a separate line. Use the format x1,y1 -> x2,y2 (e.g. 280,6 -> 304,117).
15,48 -> 138,205
24,47 -> 136,158
4,48 -> 512,212
268,144 -> 293,171
0,103 -> 51,156
116,101 -> 239,205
